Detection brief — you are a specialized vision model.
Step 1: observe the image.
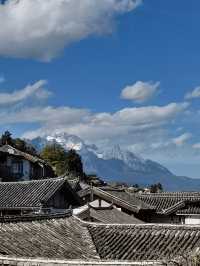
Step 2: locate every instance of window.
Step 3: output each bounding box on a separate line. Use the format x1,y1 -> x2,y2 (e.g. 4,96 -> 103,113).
12,161 -> 23,174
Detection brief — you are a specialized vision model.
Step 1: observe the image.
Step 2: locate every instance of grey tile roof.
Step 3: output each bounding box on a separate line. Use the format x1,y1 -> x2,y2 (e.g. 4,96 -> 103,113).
93,187 -> 154,213
0,145 -> 45,164
0,210 -> 72,223
79,188 -> 200,215
0,177 -> 72,209
136,192 -> 200,215
1,215 -> 200,262
176,202 -> 200,215
88,223 -> 200,261
0,216 -> 98,260
89,207 -> 144,224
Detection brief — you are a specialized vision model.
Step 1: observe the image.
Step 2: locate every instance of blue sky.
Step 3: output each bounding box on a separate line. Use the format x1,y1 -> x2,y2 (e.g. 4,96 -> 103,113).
1,0 -> 200,177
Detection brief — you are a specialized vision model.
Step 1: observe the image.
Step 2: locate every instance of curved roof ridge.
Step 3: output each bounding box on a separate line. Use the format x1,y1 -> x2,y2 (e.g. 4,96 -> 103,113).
0,175 -> 66,185
0,210 -> 72,223
0,144 -> 45,164
93,187 -> 154,211
138,194 -> 200,198
73,215 -> 200,229
139,192 -> 200,196
160,200 -> 186,215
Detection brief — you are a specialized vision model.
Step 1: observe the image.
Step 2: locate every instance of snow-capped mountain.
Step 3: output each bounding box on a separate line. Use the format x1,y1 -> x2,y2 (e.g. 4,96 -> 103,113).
102,144 -> 171,174
28,133 -> 200,191
29,133 -> 97,153
46,133 -> 85,151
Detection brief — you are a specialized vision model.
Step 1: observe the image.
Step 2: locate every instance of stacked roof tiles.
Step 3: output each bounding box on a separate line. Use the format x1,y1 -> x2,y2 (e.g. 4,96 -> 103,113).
0,215 -> 200,263
85,187 -> 200,216
76,202 -> 143,224
88,223 -> 200,261
0,177 -> 66,209
0,176 -> 81,213
136,192 -> 200,215
92,187 -> 153,213
0,215 -> 98,260
89,207 -> 143,224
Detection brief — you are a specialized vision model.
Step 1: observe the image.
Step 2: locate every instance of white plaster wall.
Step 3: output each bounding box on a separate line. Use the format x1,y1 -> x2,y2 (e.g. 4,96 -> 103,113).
90,200 -> 112,208
89,200 -> 121,210
185,215 -> 200,225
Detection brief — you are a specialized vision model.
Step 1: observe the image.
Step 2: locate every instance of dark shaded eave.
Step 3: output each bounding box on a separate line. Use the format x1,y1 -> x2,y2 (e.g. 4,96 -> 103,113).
176,201 -> 200,215
0,210 -> 72,223
159,201 -> 186,215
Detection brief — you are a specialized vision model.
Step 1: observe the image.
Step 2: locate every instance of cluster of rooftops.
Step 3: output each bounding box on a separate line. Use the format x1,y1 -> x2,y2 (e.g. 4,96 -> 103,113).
1,145 -> 200,265
0,176 -> 200,220
0,176 -> 199,264
1,213 -> 200,264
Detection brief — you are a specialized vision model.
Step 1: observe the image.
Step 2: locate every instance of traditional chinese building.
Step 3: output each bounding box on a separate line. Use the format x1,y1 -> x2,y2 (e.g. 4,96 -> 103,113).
136,192 -> 200,224
0,176 -> 81,216
74,199 -> 143,224
77,185 -> 200,225
0,145 -> 54,181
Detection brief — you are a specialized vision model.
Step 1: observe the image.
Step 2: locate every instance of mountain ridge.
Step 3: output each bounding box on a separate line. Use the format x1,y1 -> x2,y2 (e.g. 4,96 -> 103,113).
28,133 -> 200,191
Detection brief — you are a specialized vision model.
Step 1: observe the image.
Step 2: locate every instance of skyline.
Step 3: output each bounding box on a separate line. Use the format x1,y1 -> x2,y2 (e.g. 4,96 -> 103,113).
1,0 -> 200,178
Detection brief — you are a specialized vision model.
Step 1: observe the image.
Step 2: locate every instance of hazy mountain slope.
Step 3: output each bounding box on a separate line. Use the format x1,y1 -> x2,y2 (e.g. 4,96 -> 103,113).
29,133 -> 200,191
81,149 -> 200,191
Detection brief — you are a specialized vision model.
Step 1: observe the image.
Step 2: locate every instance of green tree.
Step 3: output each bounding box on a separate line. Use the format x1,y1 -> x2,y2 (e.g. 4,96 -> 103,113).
40,143 -> 67,176
149,183 -> 163,193
14,138 -> 27,151
14,138 -> 37,155
157,182 -> 163,192
0,131 -> 13,146
40,145 -> 84,178
65,149 -> 84,178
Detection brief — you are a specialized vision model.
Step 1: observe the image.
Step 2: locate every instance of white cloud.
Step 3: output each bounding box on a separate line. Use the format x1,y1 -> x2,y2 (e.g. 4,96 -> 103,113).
0,79 -> 190,164
172,133 -> 192,147
192,143 -> 200,149
121,81 -> 160,103
0,80 -> 51,105
185,86 -> 200,100
0,106 -> 88,125
7,101 -> 186,141
0,0 -> 141,61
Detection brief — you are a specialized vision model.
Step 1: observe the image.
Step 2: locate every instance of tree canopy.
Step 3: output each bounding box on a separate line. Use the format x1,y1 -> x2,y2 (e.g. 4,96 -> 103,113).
40,144 -> 84,178
149,182 -> 163,193
0,131 -> 13,146
65,149 -> 83,177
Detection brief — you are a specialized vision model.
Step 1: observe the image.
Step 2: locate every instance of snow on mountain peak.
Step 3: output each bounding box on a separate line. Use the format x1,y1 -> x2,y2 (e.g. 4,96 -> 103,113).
46,133 -> 84,151
28,133 -> 198,191
102,144 -> 148,171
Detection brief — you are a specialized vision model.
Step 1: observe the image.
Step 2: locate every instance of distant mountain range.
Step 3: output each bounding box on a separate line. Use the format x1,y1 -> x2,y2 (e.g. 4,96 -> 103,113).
29,133 -> 200,191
